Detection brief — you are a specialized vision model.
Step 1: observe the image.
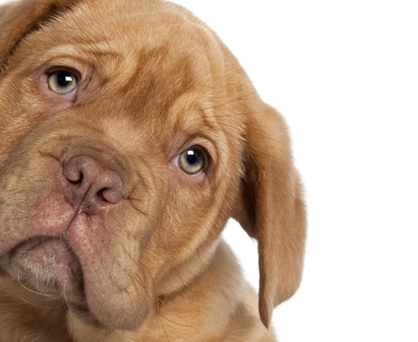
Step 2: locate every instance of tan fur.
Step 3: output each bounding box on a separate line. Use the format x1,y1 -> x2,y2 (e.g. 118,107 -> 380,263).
0,0 -> 306,341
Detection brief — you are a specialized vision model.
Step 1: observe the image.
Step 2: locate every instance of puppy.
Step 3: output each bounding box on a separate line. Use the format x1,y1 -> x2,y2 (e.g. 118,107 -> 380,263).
0,0 -> 306,341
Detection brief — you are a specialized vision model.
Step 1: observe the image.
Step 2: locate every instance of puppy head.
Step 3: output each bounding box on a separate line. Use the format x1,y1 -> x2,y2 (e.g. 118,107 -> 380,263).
0,0 -> 306,331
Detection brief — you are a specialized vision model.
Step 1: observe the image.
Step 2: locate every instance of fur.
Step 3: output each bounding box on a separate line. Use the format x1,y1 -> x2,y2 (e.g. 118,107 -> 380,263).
0,0 -> 306,340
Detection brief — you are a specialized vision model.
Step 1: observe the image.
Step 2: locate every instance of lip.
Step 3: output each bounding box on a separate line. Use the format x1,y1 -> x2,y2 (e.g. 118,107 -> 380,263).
10,235 -> 69,255
7,235 -> 84,292
3,236 -> 86,305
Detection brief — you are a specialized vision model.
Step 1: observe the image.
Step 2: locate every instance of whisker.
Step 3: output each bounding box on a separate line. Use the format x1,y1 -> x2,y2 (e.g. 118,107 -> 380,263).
99,239 -> 155,327
157,310 -> 194,329
157,311 -> 171,342
17,272 -> 59,299
141,246 -> 185,288
19,297 -> 54,310
96,328 -> 118,342
127,200 -> 148,216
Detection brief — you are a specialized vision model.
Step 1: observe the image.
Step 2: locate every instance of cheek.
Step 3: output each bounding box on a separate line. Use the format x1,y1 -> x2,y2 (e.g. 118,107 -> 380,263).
166,163 -> 214,229
145,169 -> 215,281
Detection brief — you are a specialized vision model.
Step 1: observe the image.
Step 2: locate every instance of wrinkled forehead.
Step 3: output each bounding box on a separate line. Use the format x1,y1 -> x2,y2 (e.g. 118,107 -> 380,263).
22,0 -> 227,121
7,0 -> 245,156
36,0 -> 219,92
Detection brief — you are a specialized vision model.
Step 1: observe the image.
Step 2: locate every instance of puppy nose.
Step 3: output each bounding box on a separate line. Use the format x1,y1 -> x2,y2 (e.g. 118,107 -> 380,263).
63,155 -> 123,213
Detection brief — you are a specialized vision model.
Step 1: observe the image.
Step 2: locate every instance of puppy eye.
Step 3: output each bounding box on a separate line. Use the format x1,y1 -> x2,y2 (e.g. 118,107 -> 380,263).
178,148 -> 205,175
47,70 -> 78,96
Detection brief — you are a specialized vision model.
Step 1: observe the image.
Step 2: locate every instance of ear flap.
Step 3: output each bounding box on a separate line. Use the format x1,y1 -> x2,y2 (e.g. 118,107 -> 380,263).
233,100 -> 307,328
0,0 -> 82,69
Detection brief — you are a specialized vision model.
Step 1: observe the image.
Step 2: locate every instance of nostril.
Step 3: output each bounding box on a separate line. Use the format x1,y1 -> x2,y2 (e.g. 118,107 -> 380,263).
68,173 -> 83,186
63,154 -> 124,211
97,186 -> 123,204
64,163 -> 84,186
97,188 -> 106,202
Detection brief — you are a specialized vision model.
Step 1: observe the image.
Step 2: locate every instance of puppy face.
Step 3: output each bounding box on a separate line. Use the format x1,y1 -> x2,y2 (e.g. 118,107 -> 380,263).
0,0 -> 247,329
0,0 -> 306,333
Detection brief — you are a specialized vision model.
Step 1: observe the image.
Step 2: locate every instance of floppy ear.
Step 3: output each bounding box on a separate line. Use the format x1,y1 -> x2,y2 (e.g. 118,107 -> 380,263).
233,99 -> 307,328
0,0 -> 82,69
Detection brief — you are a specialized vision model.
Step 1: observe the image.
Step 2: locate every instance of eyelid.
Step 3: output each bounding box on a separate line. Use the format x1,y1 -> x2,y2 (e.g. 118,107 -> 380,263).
56,86 -> 77,100
46,65 -> 81,79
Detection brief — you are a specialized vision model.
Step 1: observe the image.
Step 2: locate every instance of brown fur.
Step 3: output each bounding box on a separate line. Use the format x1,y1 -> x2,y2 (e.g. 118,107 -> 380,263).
0,0 -> 306,341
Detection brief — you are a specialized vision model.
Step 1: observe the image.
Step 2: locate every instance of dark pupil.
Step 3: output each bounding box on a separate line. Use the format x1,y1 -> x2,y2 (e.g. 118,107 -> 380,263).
186,150 -> 199,165
57,73 -> 73,87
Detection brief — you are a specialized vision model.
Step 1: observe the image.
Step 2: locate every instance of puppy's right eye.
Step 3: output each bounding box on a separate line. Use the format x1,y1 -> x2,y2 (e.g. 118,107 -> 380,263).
47,70 -> 78,96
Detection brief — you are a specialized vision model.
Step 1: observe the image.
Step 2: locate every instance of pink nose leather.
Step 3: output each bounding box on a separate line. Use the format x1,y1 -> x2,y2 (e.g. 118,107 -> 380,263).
63,155 -> 123,214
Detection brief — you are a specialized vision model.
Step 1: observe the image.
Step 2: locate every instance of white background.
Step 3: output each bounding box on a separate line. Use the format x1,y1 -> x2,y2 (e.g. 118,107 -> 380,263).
1,0 -> 418,341
170,1 -> 418,341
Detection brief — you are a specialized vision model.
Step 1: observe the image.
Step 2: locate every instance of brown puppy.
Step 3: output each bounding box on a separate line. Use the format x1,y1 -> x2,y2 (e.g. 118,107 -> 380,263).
0,0 -> 306,341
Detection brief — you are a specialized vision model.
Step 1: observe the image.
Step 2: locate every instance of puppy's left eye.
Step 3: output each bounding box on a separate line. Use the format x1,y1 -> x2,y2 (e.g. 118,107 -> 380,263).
47,70 -> 78,96
178,148 -> 205,175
